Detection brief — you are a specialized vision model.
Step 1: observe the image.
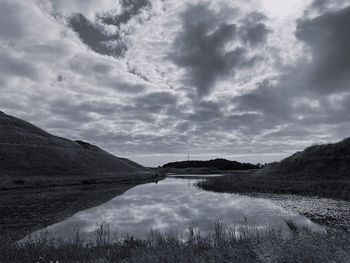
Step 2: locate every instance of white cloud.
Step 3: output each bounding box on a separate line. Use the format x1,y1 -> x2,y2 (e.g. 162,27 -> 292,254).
37,0 -> 121,21
0,0 -> 60,42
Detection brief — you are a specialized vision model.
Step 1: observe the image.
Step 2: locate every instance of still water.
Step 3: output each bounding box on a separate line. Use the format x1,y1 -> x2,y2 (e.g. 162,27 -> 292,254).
30,175 -> 322,240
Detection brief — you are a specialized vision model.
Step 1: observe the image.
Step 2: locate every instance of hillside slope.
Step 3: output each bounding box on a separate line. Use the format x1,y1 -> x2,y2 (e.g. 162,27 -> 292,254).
256,138 -> 350,180
0,111 -> 151,178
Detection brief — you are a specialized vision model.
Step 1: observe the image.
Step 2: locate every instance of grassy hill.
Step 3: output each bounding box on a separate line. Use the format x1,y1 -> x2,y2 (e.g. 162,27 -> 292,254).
0,111 -> 152,187
255,138 -> 350,180
0,111 -> 158,240
199,138 -> 350,200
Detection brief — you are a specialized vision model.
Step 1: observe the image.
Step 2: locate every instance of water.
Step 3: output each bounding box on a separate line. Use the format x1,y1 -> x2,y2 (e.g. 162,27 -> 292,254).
167,173 -> 224,178
29,175 -> 322,240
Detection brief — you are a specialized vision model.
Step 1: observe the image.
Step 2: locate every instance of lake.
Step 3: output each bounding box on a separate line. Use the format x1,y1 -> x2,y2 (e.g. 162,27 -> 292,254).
28,175 -> 322,240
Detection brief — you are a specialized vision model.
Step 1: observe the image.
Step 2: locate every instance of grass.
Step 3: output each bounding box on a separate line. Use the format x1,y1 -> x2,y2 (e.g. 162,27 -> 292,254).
0,173 -> 162,190
198,174 -> 350,200
1,222 -> 350,263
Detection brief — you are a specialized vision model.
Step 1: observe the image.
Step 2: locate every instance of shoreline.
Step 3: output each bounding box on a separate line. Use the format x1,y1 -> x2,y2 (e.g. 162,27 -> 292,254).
2,169 -> 350,242
197,172 -> 350,229
0,176 -> 163,241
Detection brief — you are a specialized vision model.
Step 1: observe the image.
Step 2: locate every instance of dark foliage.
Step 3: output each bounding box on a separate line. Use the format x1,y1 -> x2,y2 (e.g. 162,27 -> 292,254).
162,158 -> 261,170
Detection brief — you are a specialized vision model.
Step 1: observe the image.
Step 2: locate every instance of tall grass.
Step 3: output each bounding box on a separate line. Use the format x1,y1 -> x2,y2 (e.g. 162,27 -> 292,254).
1,221 -> 350,263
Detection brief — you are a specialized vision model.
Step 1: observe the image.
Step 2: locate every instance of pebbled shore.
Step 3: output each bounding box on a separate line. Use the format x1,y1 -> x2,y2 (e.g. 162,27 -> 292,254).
254,193 -> 350,230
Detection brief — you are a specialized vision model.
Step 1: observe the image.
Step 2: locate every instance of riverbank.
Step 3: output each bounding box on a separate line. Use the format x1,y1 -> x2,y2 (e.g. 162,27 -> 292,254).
197,172 -> 350,228
249,193 -> 350,230
198,171 -> 350,200
0,175 -> 163,241
1,222 -> 349,263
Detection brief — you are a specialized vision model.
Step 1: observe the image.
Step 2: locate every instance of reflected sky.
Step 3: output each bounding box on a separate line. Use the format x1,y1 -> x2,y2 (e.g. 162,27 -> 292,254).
30,178 -> 322,240
167,173 -> 224,178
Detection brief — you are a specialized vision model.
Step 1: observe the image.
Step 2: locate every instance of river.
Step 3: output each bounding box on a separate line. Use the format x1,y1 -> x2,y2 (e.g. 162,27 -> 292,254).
28,175 -> 322,240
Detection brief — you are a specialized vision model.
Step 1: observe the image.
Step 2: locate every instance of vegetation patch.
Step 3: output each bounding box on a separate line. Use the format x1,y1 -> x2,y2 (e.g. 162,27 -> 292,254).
162,158 -> 262,170
1,222 -> 349,263
198,174 -> 350,201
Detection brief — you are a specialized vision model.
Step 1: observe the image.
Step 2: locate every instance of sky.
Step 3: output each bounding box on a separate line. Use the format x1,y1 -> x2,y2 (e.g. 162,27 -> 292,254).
1,0 -> 350,167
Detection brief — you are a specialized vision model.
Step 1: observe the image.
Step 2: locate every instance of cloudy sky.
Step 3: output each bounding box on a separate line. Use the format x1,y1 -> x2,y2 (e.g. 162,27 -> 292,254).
1,0 -> 350,166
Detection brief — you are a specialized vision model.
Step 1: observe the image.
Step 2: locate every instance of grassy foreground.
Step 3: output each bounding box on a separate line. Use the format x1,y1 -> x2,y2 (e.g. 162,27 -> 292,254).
1,222 -> 350,263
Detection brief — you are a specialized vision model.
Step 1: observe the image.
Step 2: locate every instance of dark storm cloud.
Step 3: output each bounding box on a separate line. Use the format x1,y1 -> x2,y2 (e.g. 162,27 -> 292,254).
309,0 -> 330,12
101,0 -> 151,26
127,65 -> 149,81
169,4 -> 261,97
296,5 -> 350,93
69,13 -> 127,57
3,0 -> 350,164
230,3 -> 350,137
308,0 -> 350,12
69,0 -> 151,57
239,12 -> 271,47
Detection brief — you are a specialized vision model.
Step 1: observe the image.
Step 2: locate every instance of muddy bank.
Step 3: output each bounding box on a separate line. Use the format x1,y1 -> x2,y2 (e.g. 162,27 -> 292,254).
0,178 -> 162,241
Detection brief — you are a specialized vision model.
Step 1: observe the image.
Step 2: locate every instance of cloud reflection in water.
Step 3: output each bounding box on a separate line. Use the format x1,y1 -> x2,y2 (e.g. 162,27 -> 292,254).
34,178 -> 321,239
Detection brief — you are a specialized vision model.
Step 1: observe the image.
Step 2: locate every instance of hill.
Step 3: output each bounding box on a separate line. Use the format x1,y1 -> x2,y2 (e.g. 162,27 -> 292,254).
199,138 -> 350,201
0,111 -> 152,182
256,138 -> 350,180
162,158 -> 261,170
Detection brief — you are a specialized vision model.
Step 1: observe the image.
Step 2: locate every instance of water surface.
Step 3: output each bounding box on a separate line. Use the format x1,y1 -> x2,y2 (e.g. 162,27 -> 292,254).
167,173 -> 223,178
30,176 -> 322,240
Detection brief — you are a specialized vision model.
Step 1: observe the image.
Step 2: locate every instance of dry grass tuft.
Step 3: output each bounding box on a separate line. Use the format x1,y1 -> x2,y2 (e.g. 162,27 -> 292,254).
1,221 -> 350,263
